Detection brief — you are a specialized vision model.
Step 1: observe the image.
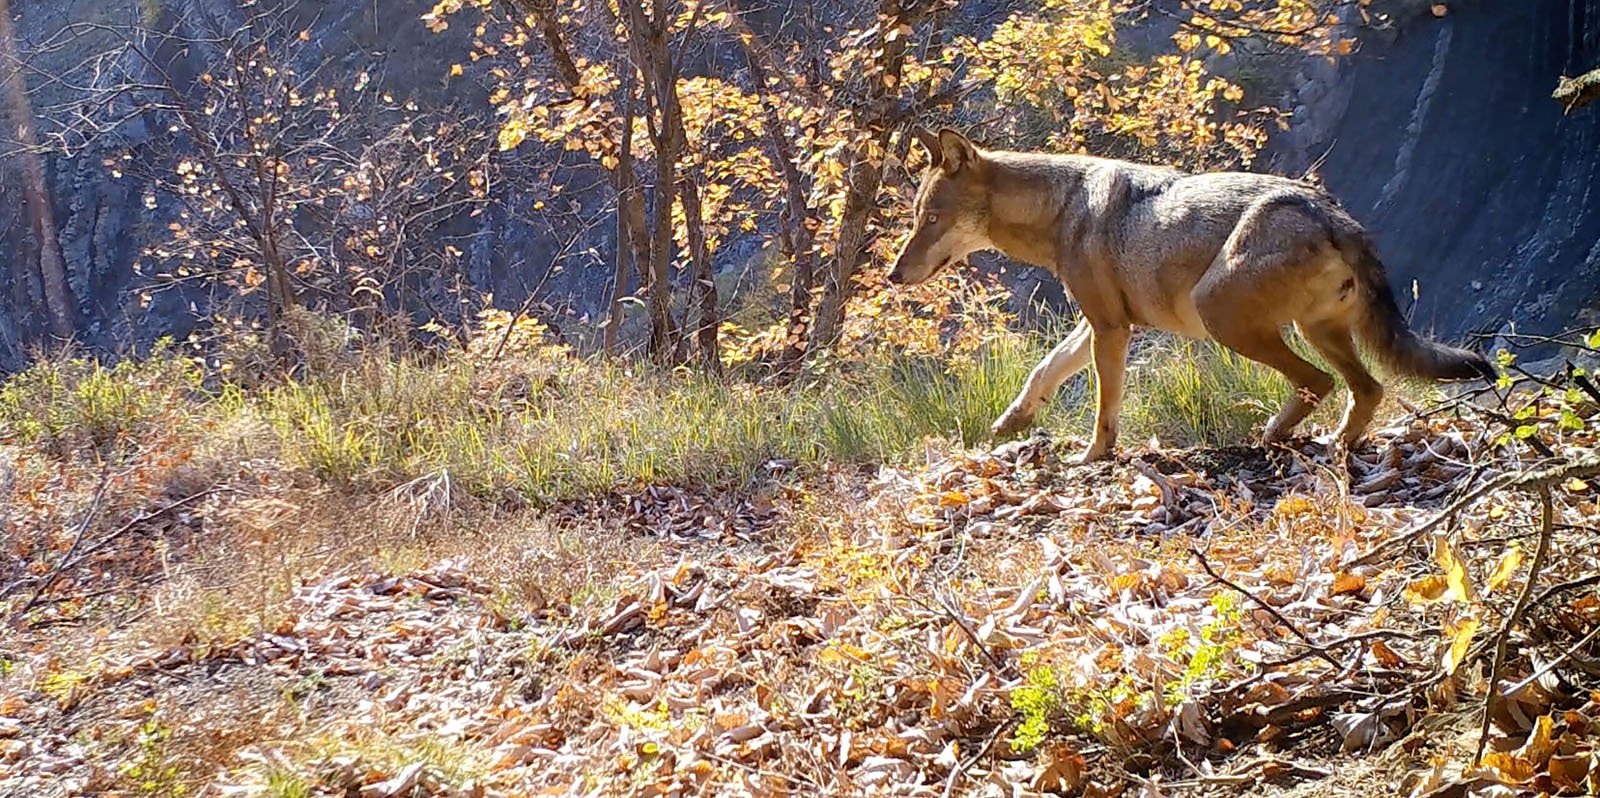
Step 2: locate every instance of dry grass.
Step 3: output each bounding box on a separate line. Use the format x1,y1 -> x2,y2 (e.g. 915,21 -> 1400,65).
0,325 -> 1479,797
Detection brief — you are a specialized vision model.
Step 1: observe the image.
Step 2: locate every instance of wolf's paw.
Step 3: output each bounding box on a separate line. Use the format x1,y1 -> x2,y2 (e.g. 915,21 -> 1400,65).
1261,419 -> 1294,444
990,407 -> 1034,439
1075,445 -> 1113,464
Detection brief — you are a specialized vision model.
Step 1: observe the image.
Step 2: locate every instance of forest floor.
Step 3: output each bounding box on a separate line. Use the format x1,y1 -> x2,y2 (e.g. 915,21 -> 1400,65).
2,353 -> 1599,797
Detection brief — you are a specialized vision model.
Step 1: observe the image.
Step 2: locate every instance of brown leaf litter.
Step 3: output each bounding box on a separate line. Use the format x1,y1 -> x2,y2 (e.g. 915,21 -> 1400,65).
2,417 -> 1599,797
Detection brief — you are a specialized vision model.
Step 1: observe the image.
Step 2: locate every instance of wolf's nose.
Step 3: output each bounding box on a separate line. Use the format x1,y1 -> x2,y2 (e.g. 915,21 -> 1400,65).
886,269 -> 905,284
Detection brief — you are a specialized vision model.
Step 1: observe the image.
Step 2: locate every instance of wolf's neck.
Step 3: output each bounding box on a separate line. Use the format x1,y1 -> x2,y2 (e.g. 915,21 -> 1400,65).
981,153 -> 1083,270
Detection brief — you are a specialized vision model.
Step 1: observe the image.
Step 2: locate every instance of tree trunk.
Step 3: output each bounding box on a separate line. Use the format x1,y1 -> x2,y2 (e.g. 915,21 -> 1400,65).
803,0 -> 922,360
621,0 -> 697,366
602,84 -> 639,356
0,0 -> 75,341
646,140 -> 682,365
513,0 -> 660,357
809,145 -> 885,352
733,24 -> 820,372
678,166 -> 719,373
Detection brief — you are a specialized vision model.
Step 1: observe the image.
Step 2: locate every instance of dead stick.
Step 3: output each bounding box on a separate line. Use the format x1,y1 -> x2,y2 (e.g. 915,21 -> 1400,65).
12,467 -> 113,610
1191,547 -> 1343,670
17,487 -> 219,615
1349,471 -> 1520,568
924,591 -> 1010,675
1529,574 -> 1600,611
1476,484 -> 1554,764
1253,629 -> 1425,671
940,718 -> 1013,798
1500,622 -> 1600,698
1352,457 -> 1600,568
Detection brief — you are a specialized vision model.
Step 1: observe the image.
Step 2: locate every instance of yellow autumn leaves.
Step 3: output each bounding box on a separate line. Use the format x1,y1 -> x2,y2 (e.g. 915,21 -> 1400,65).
1401,532 -> 1528,677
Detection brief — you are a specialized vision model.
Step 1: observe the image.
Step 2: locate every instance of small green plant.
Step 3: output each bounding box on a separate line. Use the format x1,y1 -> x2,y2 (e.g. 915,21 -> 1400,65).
38,666 -> 93,707
1491,331 -> 1600,451
282,670 -> 331,705
1069,672 -> 1139,740
119,718 -> 188,796
1010,654 -> 1064,753
261,770 -> 313,798
0,341 -> 201,454
139,0 -> 163,24
1159,591 -> 1248,706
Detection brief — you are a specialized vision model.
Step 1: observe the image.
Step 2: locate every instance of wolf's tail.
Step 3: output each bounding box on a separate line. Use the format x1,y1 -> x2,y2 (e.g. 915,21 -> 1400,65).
1335,231 -> 1496,382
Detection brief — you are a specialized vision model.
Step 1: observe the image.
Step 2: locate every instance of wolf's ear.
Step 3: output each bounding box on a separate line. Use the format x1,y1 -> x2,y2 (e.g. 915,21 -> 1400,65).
912,128 -> 942,168
937,128 -> 977,174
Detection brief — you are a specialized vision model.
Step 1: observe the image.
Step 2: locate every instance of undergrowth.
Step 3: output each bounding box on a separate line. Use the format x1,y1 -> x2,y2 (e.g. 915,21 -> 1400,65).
0,316 -> 1425,503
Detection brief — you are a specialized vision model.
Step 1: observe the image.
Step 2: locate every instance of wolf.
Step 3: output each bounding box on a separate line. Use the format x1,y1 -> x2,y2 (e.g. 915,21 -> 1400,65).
889,128 -> 1495,463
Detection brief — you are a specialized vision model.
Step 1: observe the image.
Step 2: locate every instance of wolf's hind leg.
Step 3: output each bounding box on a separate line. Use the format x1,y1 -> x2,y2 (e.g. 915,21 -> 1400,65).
1300,321 -> 1383,446
992,317 -> 1093,438
1199,312 -> 1334,443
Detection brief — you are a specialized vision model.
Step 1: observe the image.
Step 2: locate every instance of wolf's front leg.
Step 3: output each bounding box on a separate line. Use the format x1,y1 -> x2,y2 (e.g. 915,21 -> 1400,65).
992,317 -> 1094,438
1080,325 -> 1131,463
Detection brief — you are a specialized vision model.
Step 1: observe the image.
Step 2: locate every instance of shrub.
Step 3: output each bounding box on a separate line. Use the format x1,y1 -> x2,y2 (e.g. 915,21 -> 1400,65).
0,341 -> 201,455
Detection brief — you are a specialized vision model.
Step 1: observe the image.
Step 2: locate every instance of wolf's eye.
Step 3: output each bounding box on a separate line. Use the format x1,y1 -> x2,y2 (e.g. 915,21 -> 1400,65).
925,213 -> 940,226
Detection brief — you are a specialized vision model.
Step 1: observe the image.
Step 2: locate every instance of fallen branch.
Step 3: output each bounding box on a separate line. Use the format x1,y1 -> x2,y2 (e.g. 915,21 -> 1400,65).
1528,573 -> 1600,611
914,590 -> 1010,675
1251,629 -> 1426,673
1351,456 -> 1600,568
940,718 -> 1013,798
3,467 -> 113,609
1500,621 -> 1600,698
1191,547 -> 1343,671
13,487 -> 220,617
1476,484 -> 1554,764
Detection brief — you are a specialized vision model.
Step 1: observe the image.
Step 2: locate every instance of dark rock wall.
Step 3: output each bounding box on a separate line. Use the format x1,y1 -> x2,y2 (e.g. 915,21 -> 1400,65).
2,0 -> 1597,367
1274,0 -> 1600,343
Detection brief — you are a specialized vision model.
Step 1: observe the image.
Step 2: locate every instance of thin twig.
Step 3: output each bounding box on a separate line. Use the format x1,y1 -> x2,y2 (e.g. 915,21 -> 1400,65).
1500,622 -> 1600,698
940,718 -> 1014,798
11,467 -> 113,610
1351,457 -> 1600,568
16,487 -> 220,616
1190,547 -> 1343,670
1252,629 -> 1425,672
1349,473 -> 1518,567
1529,573 -> 1600,611
910,591 -> 1009,675
1476,485 -> 1554,764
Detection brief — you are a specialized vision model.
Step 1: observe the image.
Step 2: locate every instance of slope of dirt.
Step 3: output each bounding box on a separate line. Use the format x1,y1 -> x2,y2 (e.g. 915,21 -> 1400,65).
2,413 -> 1599,797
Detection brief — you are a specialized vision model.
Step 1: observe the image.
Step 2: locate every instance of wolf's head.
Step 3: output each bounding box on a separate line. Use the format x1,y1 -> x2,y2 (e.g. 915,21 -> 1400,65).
888,128 -> 993,285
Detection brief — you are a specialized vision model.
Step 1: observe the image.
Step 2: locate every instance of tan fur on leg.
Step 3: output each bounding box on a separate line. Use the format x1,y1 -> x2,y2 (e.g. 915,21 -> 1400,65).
993,317 -> 1093,438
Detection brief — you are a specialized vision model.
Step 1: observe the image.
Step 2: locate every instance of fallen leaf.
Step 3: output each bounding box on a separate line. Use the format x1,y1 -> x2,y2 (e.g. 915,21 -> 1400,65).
1441,616 -> 1480,675
1033,745 -> 1087,793
1405,575 -> 1451,604
939,490 -> 970,507
1332,572 -> 1367,596
1434,536 -> 1477,604
1486,546 -> 1524,594
1333,711 -> 1386,752
1548,752 -> 1594,792
1370,639 -> 1407,668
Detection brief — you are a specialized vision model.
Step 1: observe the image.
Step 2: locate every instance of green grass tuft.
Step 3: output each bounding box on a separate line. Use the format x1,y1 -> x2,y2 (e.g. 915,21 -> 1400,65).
6,321 -> 1393,502
0,340 -> 201,455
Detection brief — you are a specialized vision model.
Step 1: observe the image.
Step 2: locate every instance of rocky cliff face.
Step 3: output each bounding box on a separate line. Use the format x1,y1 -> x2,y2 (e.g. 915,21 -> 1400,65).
1274,0 -> 1600,346
2,0 -> 1597,368
0,0 -> 586,368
